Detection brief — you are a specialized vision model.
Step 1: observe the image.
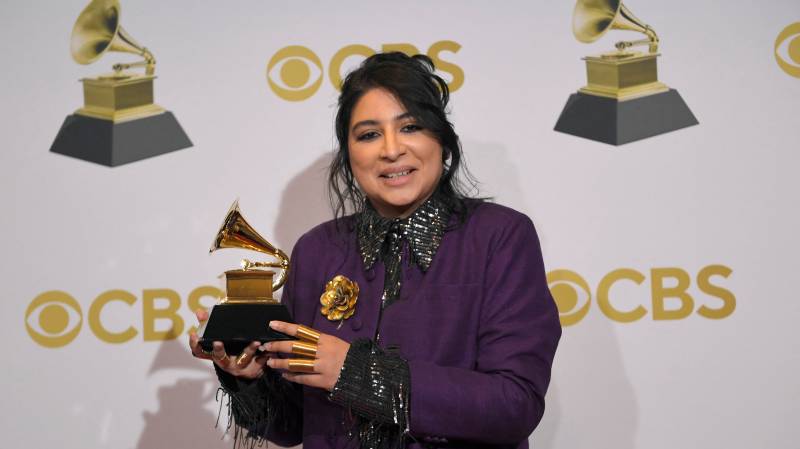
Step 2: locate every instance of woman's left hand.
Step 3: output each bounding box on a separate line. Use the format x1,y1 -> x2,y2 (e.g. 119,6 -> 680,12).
263,321 -> 350,392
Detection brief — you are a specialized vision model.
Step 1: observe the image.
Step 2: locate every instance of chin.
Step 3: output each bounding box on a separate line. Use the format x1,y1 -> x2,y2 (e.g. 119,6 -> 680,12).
373,196 -> 418,216
374,189 -> 411,205
386,194 -> 420,208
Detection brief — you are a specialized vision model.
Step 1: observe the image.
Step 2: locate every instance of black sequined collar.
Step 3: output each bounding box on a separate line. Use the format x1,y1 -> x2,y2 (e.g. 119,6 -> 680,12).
356,195 -> 451,272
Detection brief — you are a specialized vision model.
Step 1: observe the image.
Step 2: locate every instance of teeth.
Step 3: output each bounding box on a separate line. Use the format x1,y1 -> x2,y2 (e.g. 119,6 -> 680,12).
385,170 -> 410,178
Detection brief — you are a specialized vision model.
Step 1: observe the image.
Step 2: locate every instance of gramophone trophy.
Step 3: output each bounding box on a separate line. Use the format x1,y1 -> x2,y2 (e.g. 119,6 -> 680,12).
554,0 -> 698,145
50,0 -> 191,166
197,200 -> 295,354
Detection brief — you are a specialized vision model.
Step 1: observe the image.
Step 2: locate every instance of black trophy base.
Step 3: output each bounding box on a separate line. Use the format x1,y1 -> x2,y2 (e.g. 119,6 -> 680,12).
50,111 -> 192,166
554,89 -> 698,145
198,302 -> 296,355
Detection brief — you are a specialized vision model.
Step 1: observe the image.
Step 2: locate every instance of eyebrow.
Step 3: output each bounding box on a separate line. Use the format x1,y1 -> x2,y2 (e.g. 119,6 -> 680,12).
351,112 -> 414,134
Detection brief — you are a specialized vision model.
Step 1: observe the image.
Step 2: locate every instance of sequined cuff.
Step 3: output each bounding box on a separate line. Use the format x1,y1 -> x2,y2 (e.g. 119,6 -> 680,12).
214,365 -> 302,448
330,338 -> 411,448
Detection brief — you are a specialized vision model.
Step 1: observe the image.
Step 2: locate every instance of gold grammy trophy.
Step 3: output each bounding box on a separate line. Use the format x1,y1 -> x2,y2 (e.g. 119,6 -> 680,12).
197,200 -> 295,354
50,0 -> 191,166
554,0 -> 698,145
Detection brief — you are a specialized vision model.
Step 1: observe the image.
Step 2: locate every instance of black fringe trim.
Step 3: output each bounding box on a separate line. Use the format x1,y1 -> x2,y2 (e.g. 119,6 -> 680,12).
214,366 -> 302,448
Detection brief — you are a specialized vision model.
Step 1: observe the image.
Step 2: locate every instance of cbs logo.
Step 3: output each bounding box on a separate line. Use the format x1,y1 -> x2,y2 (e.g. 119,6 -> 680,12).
25,286 -> 223,348
266,41 -> 464,101
775,22 -> 800,78
547,265 -> 735,326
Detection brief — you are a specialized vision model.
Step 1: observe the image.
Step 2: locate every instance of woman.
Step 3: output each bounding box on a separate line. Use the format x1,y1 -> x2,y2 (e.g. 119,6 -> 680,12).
190,52 -> 561,449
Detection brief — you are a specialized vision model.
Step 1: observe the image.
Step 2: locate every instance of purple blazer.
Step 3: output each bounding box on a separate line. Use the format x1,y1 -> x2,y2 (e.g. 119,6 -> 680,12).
276,202 -> 561,448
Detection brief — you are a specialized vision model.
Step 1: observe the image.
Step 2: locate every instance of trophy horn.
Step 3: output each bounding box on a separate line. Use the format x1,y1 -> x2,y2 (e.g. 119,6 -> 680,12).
572,0 -> 659,53
70,0 -> 156,75
210,200 -> 290,291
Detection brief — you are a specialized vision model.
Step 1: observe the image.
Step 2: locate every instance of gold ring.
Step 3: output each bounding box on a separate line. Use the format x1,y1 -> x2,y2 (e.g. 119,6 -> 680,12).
212,351 -> 227,362
291,341 -> 318,358
296,325 -> 320,343
287,358 -> 316,373
236,351 -> 252,367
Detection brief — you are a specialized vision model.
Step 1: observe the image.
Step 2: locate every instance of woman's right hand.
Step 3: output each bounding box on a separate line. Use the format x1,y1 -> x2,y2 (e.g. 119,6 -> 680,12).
188,308 -> 268,380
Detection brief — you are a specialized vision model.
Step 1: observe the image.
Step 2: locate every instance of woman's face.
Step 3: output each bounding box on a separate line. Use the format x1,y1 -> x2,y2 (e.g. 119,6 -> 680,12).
348,88 -> 444,218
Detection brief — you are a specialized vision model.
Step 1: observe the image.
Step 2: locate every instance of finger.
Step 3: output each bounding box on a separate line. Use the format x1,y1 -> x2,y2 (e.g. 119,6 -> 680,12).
287,358 -> 316,373
266,340 -> 318,358
237,354 -> 268,379
257,343 -> 278,357
282,372 -> 317,386
236,341 -> 261,367
268,357 -> 315,373
189,332 -> 211,360
291,341 -> 318,358
262,340 -> 302,356
268,321 -> 297,335
269,321 -> 320,343
267,357 -> 290,371
212,341 -> 230,368
195,308 -> 209,322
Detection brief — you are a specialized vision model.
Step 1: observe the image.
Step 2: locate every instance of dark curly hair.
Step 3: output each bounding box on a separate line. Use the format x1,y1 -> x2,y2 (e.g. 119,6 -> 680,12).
328,51 -> 480,224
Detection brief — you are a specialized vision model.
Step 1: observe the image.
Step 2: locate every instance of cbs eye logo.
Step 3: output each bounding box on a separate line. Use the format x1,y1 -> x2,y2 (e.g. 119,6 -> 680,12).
25,291 -> 83,348
775,22 -> 800,78
547,269 -> 591,326
267,46 -> 325,102
266,41 -> 464,101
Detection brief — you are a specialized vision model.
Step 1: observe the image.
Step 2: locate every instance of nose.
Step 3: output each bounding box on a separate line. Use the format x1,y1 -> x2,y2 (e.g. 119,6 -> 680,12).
380,129 -> 406,161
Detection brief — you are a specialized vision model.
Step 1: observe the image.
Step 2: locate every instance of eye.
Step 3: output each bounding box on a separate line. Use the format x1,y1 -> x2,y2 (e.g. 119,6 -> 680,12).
356,130 -> 380,142
775,22 -> 800,77
266,45 -> 324,101
25,291 -> 83,347
401,123 -> 423,133
547,269 -> 591,326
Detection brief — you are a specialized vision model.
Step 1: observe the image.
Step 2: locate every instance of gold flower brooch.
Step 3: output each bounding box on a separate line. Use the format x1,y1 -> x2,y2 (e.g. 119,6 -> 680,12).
320,275 -> 359,328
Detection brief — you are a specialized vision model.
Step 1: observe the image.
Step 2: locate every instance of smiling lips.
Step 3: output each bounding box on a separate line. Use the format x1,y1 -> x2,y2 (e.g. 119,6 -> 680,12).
380,167 -> 416,185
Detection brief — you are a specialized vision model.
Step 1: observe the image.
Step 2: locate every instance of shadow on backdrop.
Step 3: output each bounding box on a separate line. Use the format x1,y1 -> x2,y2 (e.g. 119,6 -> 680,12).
459,140 -> 526,209
136,154 -> 334,448
532,315 -> 638,449
135,340 -> 227,449
462,140 -> 638,448
273,152 -> 335,255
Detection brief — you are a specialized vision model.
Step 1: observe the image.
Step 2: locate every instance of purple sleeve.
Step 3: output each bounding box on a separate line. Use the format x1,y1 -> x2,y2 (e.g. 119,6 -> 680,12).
408,215 -> 562,443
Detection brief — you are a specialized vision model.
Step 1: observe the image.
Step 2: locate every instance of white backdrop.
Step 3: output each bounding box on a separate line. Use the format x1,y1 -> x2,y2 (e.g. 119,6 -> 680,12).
2,1 -> 799,448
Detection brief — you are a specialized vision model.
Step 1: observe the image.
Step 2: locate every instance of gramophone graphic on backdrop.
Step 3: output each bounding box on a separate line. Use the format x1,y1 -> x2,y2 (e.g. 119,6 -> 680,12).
50,0 -> 191,166
554,0 -> 698,145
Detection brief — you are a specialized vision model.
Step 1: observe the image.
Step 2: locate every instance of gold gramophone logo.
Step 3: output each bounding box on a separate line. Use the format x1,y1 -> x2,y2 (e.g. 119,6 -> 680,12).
775,22 -> 800,78
50,0 -> 191,166
554,0 -> 698,145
